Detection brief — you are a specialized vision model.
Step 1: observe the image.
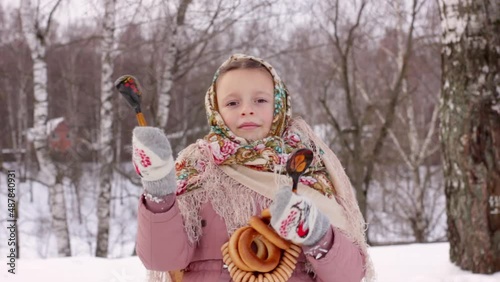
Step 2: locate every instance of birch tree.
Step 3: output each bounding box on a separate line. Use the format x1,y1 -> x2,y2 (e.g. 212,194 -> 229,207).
439,0 -> 500,273
20,0 -> 71,256
96,0 -> 117,258
152,0 -> 193,128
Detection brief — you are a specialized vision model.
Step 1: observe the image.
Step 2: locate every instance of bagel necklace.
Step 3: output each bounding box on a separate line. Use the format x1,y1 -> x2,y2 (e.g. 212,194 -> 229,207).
221,149 -> 313,282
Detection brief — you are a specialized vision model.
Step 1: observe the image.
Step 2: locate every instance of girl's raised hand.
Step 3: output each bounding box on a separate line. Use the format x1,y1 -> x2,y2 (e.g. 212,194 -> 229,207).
132,127 -> 177,197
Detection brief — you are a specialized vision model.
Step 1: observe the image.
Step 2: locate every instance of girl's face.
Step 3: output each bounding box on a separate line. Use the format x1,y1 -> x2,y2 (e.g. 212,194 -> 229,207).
216,68 -> 274,141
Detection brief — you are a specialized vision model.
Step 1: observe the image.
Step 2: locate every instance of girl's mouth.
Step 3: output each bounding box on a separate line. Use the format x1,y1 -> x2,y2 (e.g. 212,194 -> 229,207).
238,122 -> 259,129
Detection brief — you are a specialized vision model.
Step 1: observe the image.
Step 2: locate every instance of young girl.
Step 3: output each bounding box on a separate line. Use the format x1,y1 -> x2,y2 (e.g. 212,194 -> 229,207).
132,54 -> 374,281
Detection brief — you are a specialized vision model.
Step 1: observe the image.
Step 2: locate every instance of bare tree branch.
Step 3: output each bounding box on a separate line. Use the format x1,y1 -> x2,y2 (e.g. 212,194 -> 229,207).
417,104 -> 439,162
364,0 -> 419,187
318,81 -> 355,157
44,0 -> 63,36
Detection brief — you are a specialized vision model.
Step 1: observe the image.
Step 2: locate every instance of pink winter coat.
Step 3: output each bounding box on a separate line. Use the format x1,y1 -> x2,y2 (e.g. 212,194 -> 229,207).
136,193 -> 366,282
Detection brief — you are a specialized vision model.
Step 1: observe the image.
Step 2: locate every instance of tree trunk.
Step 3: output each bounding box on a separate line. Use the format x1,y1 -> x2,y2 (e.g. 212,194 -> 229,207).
96,0 -> 116,258
411,166 -> 426,242
20,0 -> 71,257
50,172 -> 71,256
439,0 -> 500,273
155,0 -> 193,129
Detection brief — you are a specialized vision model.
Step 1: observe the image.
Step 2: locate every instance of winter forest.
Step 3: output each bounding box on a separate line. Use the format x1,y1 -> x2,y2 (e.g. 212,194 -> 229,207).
0,0 -> 499,281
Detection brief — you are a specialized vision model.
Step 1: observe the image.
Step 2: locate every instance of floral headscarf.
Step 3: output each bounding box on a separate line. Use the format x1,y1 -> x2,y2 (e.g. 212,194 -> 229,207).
205,54 -> 290,143
175,54 -> 336,197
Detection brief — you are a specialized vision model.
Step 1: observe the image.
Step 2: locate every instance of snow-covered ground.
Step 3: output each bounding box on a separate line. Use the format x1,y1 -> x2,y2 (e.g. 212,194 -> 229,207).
1,242 -> 499,281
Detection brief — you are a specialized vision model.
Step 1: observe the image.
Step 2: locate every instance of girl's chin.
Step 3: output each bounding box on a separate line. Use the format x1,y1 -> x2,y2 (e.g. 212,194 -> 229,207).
240,134 -> 265,142
233,128 -> 271,142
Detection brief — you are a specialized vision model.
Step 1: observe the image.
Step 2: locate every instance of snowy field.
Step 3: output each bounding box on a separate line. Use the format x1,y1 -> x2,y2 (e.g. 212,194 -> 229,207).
1,242 -> 499,282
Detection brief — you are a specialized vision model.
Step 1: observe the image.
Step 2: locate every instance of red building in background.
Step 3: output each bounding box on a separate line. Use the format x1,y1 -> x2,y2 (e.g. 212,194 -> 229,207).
47,117 -> 71,153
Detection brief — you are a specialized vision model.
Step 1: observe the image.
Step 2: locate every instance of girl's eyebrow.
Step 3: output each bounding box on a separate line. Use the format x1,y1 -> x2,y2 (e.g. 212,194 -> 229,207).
221,93 -> 239,101
219,90 -> 272,103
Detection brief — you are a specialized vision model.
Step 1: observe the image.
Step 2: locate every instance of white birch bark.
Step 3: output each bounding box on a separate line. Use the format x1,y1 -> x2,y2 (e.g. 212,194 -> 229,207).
20,0 -> 70,257
155,0 -> 193,128
96,0 -> 117,258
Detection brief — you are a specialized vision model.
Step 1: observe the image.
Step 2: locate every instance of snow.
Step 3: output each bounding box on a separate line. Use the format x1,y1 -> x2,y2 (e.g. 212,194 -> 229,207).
46,117 -> 65,135
1,243 -> 499,281
1,256 -> 147,281
370,243 -> 500,282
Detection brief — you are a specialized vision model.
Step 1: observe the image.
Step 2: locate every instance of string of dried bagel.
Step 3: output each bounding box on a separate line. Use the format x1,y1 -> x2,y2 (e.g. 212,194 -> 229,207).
221,149 -> 314,282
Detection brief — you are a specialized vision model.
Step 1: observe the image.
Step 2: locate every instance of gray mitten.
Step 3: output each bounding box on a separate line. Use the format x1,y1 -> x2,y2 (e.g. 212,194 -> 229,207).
270,186 -> 330,246
132,127 -> 176,197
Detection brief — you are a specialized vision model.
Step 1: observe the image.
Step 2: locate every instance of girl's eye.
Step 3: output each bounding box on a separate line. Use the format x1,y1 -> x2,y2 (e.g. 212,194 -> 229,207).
256,99 -> 268,103
226,101 -> 238,107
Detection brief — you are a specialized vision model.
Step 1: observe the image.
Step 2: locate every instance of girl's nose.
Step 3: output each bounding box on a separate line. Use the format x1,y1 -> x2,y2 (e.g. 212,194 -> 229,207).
241,103 -> 254,116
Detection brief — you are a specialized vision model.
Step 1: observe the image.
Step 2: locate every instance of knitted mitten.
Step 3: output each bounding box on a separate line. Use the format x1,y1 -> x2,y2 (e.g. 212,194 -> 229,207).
269,186 -> 330,246
132,127 -> 176,198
